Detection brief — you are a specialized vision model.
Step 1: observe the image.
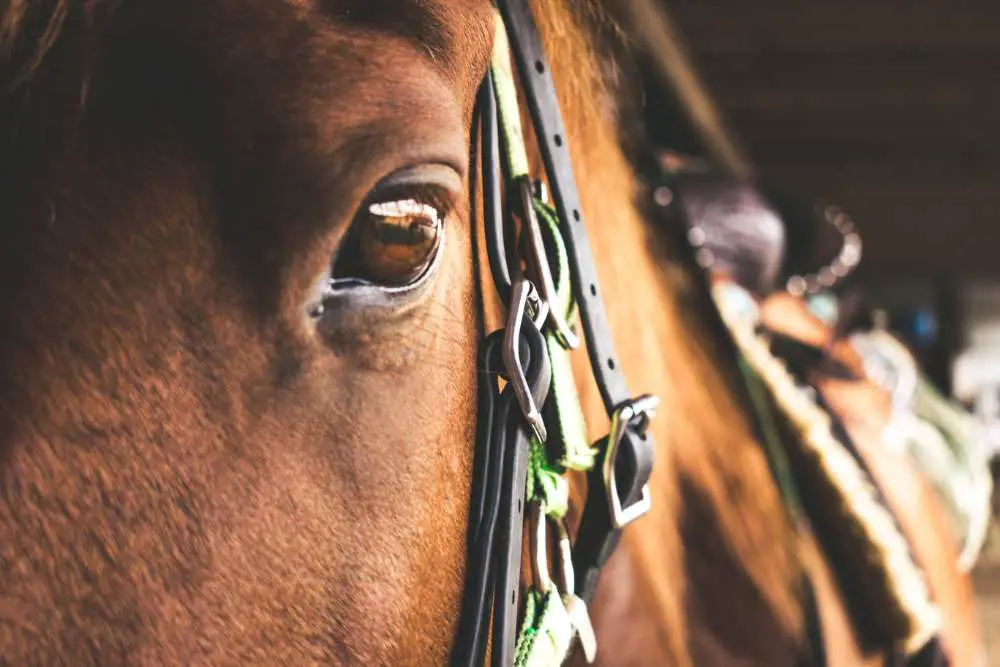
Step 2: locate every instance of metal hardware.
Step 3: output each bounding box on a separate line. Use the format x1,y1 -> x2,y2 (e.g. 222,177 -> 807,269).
528,508 -> 577,598
555,518 -> 574,595
519,177 -> 580,350
564,594 -> 598,663
604,394 -> 660,529
533,179 -> 549,204
531,508 -> 598,662
503,278 -> 550,442
529,501 -> 552,594
554,518 -> 597,661
785,203 -> 863,296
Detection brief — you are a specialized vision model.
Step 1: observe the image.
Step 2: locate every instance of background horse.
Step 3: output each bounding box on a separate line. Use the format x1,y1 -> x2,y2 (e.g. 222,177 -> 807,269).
0,0 -> 959,665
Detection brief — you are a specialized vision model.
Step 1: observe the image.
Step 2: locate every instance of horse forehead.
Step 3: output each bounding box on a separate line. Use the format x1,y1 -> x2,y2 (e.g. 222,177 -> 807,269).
135,1 -> 494,99
239,0 -> 495,87
180,0 -> 496,165
319,0 -> 495,68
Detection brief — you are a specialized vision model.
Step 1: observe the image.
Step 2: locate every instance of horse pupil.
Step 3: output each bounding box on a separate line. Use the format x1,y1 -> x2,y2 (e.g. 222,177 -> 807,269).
356,209 -> 441,285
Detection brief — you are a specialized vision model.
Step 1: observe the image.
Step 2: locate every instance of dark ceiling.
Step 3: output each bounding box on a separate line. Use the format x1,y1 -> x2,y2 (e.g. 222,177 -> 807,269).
663,1 -> 1000,278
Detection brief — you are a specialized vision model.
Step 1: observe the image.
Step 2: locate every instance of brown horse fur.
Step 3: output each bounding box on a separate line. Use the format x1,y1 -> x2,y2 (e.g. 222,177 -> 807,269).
0,1 -> 807,665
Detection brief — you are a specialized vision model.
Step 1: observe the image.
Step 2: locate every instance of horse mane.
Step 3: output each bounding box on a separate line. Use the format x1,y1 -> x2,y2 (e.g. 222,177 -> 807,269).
0,0 -> 40,48
1,0 -> 66,80
533,0 -> 803,661
0,1 -> 802,663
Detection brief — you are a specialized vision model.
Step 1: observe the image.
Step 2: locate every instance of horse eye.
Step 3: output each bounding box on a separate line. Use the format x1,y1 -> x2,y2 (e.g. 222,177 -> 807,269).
334,198 -> 444,287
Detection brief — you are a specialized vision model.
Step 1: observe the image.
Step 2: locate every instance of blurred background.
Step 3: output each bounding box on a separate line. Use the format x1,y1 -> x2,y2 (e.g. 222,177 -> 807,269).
641,0 -> 1000,649
646,0 -> 999,396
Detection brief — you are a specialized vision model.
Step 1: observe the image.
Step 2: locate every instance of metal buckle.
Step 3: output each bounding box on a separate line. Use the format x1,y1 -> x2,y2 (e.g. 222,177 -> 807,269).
529,505 -> 597,663
604,394 -> 660,529
555,518 -> 597,662
518,177 -> 580,350
503,278 -> 549,442
529,501 -> 553,594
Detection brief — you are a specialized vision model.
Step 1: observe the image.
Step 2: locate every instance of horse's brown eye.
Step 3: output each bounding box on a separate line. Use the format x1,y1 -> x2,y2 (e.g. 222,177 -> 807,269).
342,199 -> 444,286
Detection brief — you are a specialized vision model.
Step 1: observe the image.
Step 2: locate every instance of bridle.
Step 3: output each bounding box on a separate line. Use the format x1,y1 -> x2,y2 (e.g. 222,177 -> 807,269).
452,2 -> 657,665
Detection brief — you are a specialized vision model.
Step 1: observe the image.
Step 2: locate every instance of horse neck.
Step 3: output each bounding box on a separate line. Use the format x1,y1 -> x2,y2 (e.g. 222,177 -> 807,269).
529,2 -> 805,663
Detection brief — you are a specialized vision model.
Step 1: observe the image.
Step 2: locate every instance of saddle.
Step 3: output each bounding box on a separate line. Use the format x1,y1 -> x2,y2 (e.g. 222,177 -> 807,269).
826,309 -> 994,573
646,154 -> 948,664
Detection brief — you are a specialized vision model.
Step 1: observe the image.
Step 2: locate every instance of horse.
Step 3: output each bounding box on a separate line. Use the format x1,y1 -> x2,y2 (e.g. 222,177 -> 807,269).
0,0 -> 962,665
650,151 -> 987,665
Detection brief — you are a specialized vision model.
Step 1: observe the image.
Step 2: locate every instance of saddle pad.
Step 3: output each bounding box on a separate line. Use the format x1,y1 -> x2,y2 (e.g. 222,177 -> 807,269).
851,329 -> 994,572
715,283 -> 941,656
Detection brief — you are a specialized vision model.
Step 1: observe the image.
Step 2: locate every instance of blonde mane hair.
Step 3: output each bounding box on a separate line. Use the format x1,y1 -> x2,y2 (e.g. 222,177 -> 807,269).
2,1 -> 802,664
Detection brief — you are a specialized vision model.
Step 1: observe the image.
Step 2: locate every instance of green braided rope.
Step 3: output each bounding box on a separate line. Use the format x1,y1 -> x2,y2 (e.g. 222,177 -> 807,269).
514,589 -> 575,667
491,15 -> 530,179
536,200 -> 594,472
516,203 -> 592,666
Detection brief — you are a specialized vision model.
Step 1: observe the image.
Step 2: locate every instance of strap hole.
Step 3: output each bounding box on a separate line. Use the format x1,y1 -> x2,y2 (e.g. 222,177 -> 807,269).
572,209 -> 581,222
512,589 -> 517,605
517,498 -> 522,514
534,60 -> 545,74
589,284 -> 597,297
553,134 -> 563,147
607,358 -> 616,370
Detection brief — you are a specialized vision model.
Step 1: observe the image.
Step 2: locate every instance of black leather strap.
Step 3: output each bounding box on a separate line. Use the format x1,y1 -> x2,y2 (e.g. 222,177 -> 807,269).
453,330 -> 549,667
496,0 -> 656,606
481,73 -> 513,304
453,337 -> 508,667
497,0 -> 629,412
457,6 -> 660,660
453,76 -> 551,666
490,389 -> 532,667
